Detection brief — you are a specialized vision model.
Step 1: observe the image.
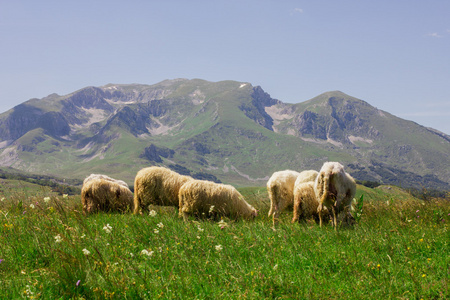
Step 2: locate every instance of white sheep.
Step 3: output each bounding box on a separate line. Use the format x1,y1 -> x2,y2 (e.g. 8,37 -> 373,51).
133,166 -> 193,214
292,181 -> 328,223
315,162 -> 356,229
267,170 -> 318,225
83,173 -> 129,189
178,179 -> 257,221
81,178 -> 134,214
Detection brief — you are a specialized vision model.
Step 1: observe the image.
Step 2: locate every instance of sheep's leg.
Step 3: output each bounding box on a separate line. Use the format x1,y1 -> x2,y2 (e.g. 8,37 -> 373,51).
292,205 -> 299,223
182,211 -> 190,222
332,206 -> 337,230
268,205 -> 273,217
272,210 -> 279,227
318,203 -> 323,227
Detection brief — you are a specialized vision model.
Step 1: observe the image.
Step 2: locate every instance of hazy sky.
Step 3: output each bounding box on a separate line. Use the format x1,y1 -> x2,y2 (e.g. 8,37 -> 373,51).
1,1 -> 449,134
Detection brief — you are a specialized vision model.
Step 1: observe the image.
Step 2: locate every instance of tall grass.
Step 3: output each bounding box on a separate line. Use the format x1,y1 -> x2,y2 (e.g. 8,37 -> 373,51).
0,184 -> 448,299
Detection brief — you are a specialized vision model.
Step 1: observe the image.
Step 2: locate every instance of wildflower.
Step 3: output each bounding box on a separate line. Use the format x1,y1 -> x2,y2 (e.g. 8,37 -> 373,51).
157,222 -> 164,228
419,238 -> 424,242
197,236 -> 201,239
129,253 -> 134,257
82,248 -> 91,256
0,259 -> 3,263
149,210 -> 157,217
422,274 -> 426,278
76,280 -> 81,287
377,264 -> 381,269
43,197 -> 50,203
197,225 -> 204,232
103,224 -> 112,234
153,229 -> 159,234
54,234 -> 62,243
29,204 -> 35,209
416,210 -> 419,213
218,219 -> 228,229
215,245 -> 223,251
24,285 -> 33,296
209,205 -> 215,213
273,264 -> 278,271
1,197 -> 5,202
63,194 -> 69,198
141,249 -> 154,257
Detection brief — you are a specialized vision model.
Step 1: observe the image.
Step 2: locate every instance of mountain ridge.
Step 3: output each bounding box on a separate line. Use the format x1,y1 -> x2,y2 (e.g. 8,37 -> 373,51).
0,79 -> 448,191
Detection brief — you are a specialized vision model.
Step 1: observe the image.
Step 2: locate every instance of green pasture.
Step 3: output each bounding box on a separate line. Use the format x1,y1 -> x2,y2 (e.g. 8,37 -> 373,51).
0,180 -> 448,299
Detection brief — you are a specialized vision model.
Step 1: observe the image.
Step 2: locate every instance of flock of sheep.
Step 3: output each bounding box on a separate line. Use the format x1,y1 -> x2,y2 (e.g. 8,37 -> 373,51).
81,161 -> 356,229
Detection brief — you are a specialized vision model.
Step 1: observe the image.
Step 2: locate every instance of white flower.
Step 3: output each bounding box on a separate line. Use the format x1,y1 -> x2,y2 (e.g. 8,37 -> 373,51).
197,236 -> 201,239
1,197 -> 5,202
141,249 -> 154,257
197,226 -> 204,232
218,219 -> 228,228
129,252 -> 134,257
157,222 -> 164,228
54,234 -> 62,243
82,248 -> 91,256
209,205 -> 215,213
215,245 -> 223,251
29,204 -> 35,209
153,229 -> 159,234
43,197 -> 50,203
103,224 -> 113,234
81,234 -> 86,239
149,210 -> 157,217
24,284 -> 34,296
63,194 -> 68,198
273,264 -> 278,271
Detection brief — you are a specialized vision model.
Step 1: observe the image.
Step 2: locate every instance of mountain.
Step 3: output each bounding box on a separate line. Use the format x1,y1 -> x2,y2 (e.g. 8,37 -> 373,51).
0,79 -> 449,191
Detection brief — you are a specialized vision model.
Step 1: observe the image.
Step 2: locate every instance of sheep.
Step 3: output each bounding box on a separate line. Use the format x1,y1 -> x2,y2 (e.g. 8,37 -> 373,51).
267,170 -> 318,226
292,181 -> 329,223
133,166 -> 193,214
178,179 -> 257,221
81,178 -> 133,214
83,173 -> 129,189
315,162 -> 356,229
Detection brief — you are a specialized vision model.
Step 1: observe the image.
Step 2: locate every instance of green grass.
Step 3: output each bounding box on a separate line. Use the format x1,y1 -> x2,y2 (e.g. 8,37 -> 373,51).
0,182 -> 448,299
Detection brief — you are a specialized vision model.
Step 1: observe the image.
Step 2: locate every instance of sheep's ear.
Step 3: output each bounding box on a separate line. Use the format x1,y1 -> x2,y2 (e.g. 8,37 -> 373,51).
115,188 -> 121,198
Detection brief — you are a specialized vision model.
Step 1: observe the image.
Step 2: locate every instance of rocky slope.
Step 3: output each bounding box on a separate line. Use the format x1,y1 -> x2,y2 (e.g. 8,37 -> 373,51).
0,79 -> 448,190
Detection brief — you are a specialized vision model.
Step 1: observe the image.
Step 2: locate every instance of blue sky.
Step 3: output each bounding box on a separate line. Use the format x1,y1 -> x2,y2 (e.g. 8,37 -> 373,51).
1,0 -> 449,134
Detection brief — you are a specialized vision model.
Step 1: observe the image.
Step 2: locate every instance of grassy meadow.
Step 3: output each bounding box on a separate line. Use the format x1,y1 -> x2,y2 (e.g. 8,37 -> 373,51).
0,180 -> 449,299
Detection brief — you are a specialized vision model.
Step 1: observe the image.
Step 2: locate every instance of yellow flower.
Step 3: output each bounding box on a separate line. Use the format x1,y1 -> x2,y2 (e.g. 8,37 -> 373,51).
422,274 -> 426,278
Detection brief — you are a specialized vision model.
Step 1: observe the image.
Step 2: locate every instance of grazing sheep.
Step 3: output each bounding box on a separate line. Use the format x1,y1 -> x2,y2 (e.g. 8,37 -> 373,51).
292,181 -> 329,223
83,173 -> 129,189
296,170 -> 319,185
315,162 -> 356,229
133,166 -> 193,214
81,178 -> 133,214
178,179 -> 257,221
267,170 -> 318,226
